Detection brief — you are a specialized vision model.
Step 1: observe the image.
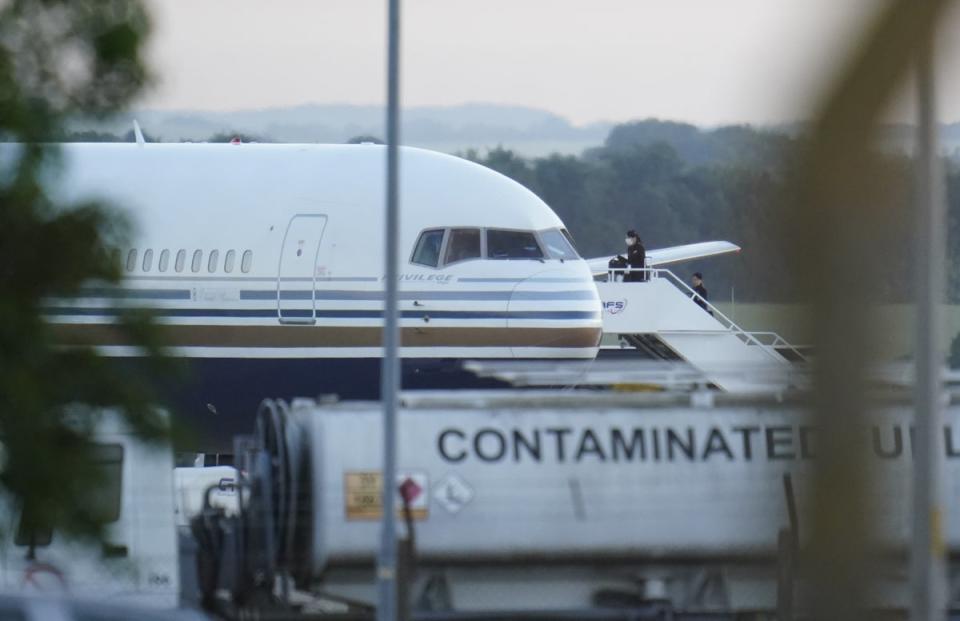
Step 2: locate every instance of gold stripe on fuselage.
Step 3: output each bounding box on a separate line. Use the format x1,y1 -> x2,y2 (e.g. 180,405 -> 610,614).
53,323 -> 603,349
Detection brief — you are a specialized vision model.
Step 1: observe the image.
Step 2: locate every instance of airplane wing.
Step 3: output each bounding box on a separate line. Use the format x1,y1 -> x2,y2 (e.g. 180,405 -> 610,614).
586,240 -> 741,275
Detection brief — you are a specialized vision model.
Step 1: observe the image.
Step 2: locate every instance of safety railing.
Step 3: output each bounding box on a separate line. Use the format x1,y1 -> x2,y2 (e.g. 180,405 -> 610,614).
605,267 -> 808,364
744,331 -> 810,362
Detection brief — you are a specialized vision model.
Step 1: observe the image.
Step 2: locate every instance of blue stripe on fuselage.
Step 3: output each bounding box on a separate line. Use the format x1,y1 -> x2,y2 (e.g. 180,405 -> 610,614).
43,307 -> 600,320
243,289 -> 597,301
77,287 -> 192,300
71,287 -> 598,303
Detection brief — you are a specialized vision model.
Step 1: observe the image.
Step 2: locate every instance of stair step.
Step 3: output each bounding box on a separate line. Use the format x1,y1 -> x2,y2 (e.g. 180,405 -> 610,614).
774,346 -> 812,364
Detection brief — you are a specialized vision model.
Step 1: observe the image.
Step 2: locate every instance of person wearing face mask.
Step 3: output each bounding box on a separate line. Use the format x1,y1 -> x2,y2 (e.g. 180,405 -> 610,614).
617,229 -> 646,282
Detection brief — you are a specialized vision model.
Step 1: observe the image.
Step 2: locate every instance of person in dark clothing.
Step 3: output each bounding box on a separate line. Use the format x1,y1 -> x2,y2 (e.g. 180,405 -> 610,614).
616,229 -> 646,282
691,272 -> 712,314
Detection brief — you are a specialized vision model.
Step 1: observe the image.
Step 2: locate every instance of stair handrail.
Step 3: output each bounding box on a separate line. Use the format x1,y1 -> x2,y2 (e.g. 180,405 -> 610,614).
744,331 -> 809,362
606,267 -> 796,364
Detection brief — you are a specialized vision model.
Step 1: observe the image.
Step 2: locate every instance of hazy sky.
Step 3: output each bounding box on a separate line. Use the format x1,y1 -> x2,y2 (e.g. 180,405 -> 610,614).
140,1 -> 960,126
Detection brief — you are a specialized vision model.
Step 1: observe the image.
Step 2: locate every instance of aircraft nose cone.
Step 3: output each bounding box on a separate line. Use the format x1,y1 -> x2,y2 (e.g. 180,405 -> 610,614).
506,267 -> 602,358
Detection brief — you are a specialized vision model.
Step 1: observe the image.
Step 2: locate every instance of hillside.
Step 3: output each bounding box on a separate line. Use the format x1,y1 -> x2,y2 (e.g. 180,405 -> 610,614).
67,103 -> 611,157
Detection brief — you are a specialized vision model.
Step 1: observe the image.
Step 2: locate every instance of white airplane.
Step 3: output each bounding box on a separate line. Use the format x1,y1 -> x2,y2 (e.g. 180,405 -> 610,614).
39,141 -> 736,448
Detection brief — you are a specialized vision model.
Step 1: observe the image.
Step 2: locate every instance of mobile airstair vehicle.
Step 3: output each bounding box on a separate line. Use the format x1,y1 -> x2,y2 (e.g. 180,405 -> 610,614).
588,243 -> 808,393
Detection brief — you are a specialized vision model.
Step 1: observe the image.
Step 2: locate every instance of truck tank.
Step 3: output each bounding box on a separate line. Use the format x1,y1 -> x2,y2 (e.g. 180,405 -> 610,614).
187,391 -> 960,615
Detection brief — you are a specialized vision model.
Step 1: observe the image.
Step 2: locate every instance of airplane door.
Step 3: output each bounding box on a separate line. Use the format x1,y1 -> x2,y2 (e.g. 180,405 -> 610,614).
278,214 -> 328,324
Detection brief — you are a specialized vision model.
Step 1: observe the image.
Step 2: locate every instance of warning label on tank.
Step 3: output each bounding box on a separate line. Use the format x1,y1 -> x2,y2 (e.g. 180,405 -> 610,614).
344,471 -> 429,521
433,473 -> 474,515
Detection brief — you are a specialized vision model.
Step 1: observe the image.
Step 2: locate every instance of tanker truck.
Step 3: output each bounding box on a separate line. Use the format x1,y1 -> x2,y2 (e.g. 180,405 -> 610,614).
185,390 -> 960,619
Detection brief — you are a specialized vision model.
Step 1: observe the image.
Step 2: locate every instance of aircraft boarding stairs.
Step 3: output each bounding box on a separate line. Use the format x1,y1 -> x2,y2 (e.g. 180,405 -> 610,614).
597,268 -> 808,393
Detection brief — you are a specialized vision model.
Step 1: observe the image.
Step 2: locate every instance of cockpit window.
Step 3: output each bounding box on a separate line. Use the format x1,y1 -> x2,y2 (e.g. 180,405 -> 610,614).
486,230 -> 543,260
540,229 -> 579,260
411,229 -> 445,267
443,228 -> 481,265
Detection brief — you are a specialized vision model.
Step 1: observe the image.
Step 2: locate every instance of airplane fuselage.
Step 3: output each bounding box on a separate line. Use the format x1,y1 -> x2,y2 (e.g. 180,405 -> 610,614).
42,143 -> 602,449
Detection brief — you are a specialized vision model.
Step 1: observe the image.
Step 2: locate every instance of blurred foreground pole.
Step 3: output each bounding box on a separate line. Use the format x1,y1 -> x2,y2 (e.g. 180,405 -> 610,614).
911,27 -> 947,621
378,0 -> 401,620
792,2 -> 948,620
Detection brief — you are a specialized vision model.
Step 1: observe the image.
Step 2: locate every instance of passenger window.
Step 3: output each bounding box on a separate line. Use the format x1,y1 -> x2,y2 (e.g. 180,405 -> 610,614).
224,250 -> 236,273
142,249 -> 154,272
540,229 -> 579,260
443,228 -> 481,265
158,249 -> 170,272
125,249 -> 137,272
486,230 -> 544,260
175,249 -> 186,273
208,249 -> 219,273
191,250 -> 202,273
241,250 -> 253,273
411,229 -> 445,267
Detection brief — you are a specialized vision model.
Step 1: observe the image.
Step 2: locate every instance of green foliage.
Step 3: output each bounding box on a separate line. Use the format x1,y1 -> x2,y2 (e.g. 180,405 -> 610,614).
598,119 -> 797,170
61,130 -> 124,143
204,131 -> 271,143
0,1 -> 176,541
346,135 -> 384,144
464,122 -> 930,304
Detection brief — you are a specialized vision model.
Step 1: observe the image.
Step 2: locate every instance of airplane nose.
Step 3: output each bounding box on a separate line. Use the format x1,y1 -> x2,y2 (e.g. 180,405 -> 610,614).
506,267 -> 602,358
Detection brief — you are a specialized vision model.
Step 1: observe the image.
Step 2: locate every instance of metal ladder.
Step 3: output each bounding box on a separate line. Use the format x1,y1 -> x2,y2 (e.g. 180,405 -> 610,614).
608,267 -> 808,365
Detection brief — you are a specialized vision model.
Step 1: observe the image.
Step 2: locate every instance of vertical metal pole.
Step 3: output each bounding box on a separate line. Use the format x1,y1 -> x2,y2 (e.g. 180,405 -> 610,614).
911,28 -> 947,621
378,1 -> 401,620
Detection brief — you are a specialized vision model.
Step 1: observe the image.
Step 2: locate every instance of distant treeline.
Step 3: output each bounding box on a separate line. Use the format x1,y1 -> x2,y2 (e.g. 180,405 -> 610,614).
59,121 -> 960,303
463,121 -> 960,304
58,129 -> 267,143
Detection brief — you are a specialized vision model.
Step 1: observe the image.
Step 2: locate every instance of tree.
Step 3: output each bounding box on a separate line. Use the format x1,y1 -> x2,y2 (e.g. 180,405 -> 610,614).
0,1 -> 174,540
346,135 -> 384,144
454,121 -> 943,304
205,131 -> 272,143
463,146 -> 539,193
62,130 -> 124,142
